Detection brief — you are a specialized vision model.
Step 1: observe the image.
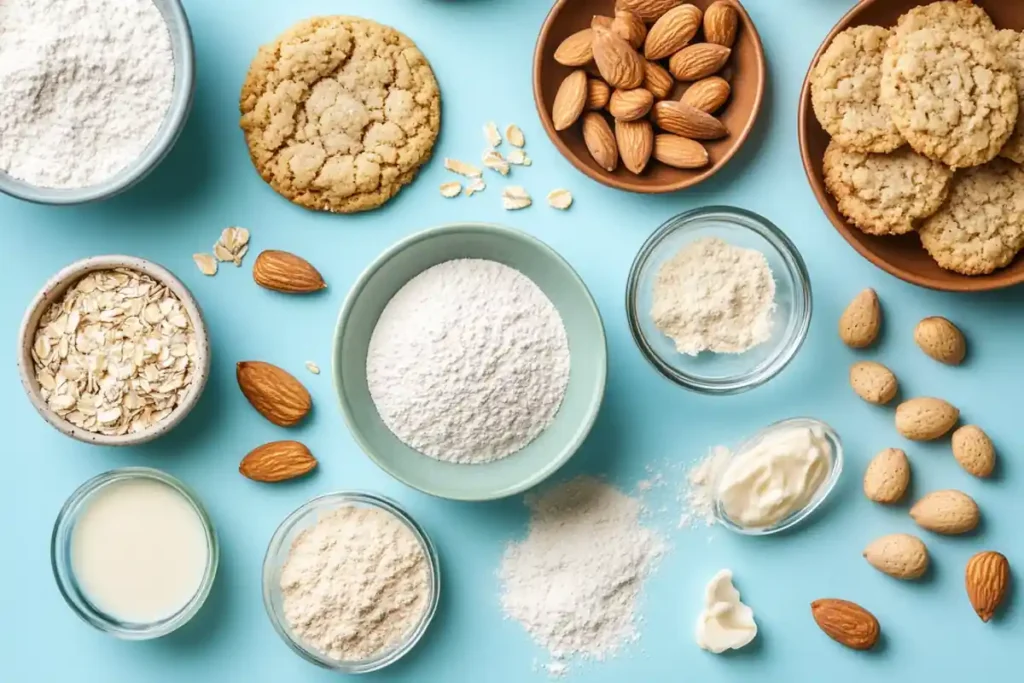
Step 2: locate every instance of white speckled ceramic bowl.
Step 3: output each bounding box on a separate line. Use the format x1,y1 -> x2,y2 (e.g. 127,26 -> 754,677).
17,255 -> 210,446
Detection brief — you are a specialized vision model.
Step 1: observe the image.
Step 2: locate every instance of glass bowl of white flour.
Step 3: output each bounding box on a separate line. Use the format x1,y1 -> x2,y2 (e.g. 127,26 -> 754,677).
626,206 -> 812,394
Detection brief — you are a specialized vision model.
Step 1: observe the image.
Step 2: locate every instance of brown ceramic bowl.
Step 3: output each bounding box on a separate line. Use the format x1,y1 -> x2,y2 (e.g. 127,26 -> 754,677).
534,0 -> 765,193
799,0 -> 1024,292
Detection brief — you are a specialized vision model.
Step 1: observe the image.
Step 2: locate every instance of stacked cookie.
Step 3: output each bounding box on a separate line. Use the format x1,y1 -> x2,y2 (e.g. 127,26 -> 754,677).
811,1 -> 1024,276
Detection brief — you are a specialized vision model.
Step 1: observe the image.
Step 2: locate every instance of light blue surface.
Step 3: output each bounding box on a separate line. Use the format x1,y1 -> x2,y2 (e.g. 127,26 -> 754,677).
3,0 -> 1021,680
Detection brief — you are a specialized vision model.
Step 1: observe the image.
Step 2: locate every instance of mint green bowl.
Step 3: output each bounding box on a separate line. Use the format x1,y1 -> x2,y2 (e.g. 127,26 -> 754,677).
334,223 -> 607,501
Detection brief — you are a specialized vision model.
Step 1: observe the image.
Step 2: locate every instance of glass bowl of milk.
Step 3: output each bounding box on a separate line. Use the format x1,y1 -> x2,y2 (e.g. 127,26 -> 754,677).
51,468 -> 219,639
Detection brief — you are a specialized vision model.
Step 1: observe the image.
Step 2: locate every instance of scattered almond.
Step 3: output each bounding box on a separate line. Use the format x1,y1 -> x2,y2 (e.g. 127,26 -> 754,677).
483,121 -> 502,147
653,133 -> 708,168
554,28 -> 594,66
239,440 -> 317,483
616,119 -> 654,174
552,69 -> 589,131
506,124 -> 526,148
609,87 -> 655,121
910,489 -> 980,535
651,100 -> 727,139
895,397 -> 958,441
193,253 -> 218,276
236,361 -> 312,427
703,1 -> 740,48
810,599 -> 880,651
501,186 -> 532,210
252,250 -> 326,294
592,26 -> 645,89
863,533 -> 929,580
612,9 -> 647,49
644,4 -> 701,60
863,448 -> 910,504
615,0 -> 684,23
482,149 -> 510,175
582,112 -> 619,172
680,76 -> 731,113
965,551 -> 1010,622
849,361 -> 898,405
439,181 -> 462,198
914,316 -> 966,365
951,425 -> 995,478
444,157 -> 483,178
586,78 -> 612,110
547,189 -> 573,210
838,288 -> 881,348
642,60 -> 675,99
668,43 -> 731,81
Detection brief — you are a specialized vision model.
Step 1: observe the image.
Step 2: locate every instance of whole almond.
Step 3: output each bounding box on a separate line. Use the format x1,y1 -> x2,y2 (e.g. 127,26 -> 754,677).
236,361 -> 312,427
895,397 -> 958,441
810,599 -> 880,651
863,447 -> 910,504
615,0 -> 683,23
239,440 -> 317,483
863,533 -> 929,580
644,4 -> 702,60
612,10 -> 647,49
704,1 -> 740,48
910,489 -> 980,535
668,43 -> 731,81
586,78 -> 611,110
680,76 -> 731,113
582,112 -> 619,172
592,26 -> 645,89
951,425 -> 995,478
643,60 -> 676,99
653,133 -> 709,168
849,360 -> 898,405
838,288 -> 881,348
966,551 -> 1010,622
651,100 -> 727,140
609,87 -> 654,121
554,28 -> 594,66
591,15 -> 613,30
616,119 -> 654,174
552,69 -> 589,130
914,316 -> 966,365
253,250 -> 327,293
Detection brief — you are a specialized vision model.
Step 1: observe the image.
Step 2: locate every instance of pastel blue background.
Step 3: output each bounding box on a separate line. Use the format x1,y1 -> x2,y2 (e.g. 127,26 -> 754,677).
3,0 -> 1020,680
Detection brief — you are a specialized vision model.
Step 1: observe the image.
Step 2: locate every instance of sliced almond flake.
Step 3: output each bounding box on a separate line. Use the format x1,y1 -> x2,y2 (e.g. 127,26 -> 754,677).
464,177 -> 486,197
440,181 -> 462,198
213,242 -> 234,263
305,361 -> 321,375
507,149 -> 531,166
484,121 -> 502,148
193,253 -> 218,276
222,227 -> 250,251
506,124 -> 526,148
444,158 -> 482,178
547,189 -> 573,210
482,150 -> 510,176
502,186 -> 532,210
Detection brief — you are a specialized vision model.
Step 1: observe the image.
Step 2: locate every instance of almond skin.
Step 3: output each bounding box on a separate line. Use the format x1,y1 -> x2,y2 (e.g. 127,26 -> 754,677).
642,60 -> 676,99
966,551 -> 1010,622
863,447 -> 910,504
592,25 -> 645,89
237,361 -> 312,427
582,112 -> 619,172
704,1 -> 740,48
653,133 -> 708,168
895,397 -> 958,441
863,533 -> 929,580
849,360 -> 898,405
838,288 -> 881,348
240,440 -> 317,482
668,43 -> 731,81
680,76 -> 731,113
616,119 -> 654,174
615,0 -> 683,23
554,28 -> 594,66
951,425 -> 996,478
914,316 -> 966,365
253,250 -> 327,293
811,599 -> 880,650
609,87 -> 654,121
651,100 -> 727,140
591,15 -> 613,30
910,489 -> 980,535
612,9 -> 647,49
644,4 -> 702,60
552,69 -> 589,131
586,78 -> 612,110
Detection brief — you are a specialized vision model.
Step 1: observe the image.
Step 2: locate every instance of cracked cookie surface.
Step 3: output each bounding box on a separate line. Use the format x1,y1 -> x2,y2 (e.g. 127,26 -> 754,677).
811,25 -> 903,153
919,159 -> 1024,275
240,16 -> 441,213
995,29 -> 1024,163
823,140 -> 952,236
881,26 -> 1017,169
891,0 -> 995,41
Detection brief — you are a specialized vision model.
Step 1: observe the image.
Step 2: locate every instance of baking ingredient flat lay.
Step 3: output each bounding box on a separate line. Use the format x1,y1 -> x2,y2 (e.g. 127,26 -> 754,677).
838,288 -> 881,348
694,569 -> 757,654
239,441 -> 317,483
951,425 -> 995,478
366,259 -> 569,464
252,250 -> 327,294
810,598 -> 880,651
910,489 -> 980,535
863,447 -> 910,504
0,0 -> 174,189
863,533 -> 929,580
894,396 -> 958,441
849,360 -> 898,405
965,550 -> 1010,622
236,361 -> 312,428
651,237 -> 775,356
32,268 -> 199,436
280,504 -> 430,661
914,316 -> 966,365
498,477 -> 665,675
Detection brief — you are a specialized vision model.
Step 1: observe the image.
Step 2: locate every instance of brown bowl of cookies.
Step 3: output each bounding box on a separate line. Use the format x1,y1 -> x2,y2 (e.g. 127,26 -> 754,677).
800,0 -> 1024,292
534,0 -> 765,193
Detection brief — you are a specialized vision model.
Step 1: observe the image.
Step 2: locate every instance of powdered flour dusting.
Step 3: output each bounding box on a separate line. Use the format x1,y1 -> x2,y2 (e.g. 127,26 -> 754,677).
678,446 -> 730,529
498,477 -> 665,675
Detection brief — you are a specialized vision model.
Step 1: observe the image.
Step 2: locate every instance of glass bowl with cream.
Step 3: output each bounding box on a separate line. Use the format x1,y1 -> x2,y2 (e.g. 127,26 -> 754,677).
712,418 -> 843,535
51,468 -> 218,639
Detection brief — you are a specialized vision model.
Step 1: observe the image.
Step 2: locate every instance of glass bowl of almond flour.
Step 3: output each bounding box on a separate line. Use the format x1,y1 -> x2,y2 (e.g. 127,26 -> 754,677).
626,206 -> 812,394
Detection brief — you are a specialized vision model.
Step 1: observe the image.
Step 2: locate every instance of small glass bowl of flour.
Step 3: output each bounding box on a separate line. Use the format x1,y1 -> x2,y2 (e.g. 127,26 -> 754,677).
262,492 -> 440,673
626,206 -> 811,394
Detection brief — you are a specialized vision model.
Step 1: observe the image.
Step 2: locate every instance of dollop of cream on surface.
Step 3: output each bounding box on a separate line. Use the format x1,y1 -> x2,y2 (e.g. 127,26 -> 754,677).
695,569 -> 757,654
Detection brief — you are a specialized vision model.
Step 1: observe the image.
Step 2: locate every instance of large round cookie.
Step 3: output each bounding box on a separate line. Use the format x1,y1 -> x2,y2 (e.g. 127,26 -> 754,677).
919,159 -> 1024,275
881,26 -> 1018,169
891,0 -> 995,40
240,17 -> 441,213
810,25 -> 903,154
995,30 -> 1024,164
823,140 -> 952,236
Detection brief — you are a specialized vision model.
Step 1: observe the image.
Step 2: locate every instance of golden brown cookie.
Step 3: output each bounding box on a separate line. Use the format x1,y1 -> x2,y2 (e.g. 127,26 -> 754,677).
240,17 -> 441,213
995,29 -> 1024,163
891,0 -> 995,40
823,140 -> 952,236
919,159 -> 1024,275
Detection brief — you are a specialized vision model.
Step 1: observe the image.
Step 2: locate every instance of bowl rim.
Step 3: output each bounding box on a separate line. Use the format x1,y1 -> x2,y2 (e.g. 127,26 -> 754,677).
17,254 -> 211,446
532,0 -> 767,194
626,206 -> 812,395
0,0 -> 195,205
797,0 -> 1024,292
261,491 -> 441,673
333,222 -> 608,501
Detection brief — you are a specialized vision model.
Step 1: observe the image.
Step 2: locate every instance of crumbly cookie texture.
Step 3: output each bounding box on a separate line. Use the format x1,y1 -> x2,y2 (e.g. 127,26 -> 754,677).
881,26 -> 1018,169
239,17 -> 441,213
919,159 -> 1024,275
891,0 -> 995,40
811,25 -> 903,153
823,140 -> 952,236
995,30 -> 1024,164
